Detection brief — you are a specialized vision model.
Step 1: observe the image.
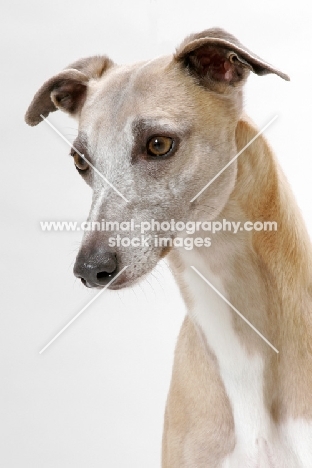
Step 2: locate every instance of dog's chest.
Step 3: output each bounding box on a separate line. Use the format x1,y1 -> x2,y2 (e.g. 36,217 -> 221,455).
179,249 -> 312,466
178,248 -> 288,465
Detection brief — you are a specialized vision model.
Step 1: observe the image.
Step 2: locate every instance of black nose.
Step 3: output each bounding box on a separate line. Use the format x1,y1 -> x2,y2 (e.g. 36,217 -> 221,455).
74,249 -> 118,288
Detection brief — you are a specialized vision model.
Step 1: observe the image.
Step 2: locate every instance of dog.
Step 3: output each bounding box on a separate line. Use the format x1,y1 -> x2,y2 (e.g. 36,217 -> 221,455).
25,28 -> 312,467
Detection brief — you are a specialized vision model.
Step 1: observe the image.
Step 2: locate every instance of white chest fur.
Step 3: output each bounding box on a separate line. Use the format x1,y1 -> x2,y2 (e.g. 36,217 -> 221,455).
178,248 -> 309,467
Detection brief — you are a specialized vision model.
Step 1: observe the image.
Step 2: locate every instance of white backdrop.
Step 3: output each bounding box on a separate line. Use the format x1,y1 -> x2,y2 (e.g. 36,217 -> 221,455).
1,1 -> 312,467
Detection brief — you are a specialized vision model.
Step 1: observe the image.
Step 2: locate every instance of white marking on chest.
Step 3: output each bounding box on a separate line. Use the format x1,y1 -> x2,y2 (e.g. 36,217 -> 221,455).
280,419 -> 312,466
181,250 -> 275,465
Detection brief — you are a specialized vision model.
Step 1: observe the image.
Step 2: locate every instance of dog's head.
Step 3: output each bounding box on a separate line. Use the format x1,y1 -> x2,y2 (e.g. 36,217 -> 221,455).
25,28 -> 288,289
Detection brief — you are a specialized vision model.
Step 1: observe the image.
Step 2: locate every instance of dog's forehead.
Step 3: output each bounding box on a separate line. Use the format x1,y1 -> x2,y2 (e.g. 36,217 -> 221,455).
80,55 -> 197,136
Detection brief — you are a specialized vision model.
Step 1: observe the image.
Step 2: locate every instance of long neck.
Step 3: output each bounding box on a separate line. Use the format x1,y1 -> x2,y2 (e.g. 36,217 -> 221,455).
232,117 -> 312,351
169,116 -> 312,421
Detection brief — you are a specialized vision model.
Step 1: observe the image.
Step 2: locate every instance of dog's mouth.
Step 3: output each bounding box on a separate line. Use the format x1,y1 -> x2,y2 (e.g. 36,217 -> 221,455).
74,258 -> 143,289
75,244 -> 172,290
78,269 -> 129,290
108,278 -> 134,290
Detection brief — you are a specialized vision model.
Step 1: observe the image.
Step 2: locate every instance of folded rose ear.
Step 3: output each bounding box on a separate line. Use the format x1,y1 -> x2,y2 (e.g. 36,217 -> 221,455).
25,56 -> 114,126
175,28 -> 289,92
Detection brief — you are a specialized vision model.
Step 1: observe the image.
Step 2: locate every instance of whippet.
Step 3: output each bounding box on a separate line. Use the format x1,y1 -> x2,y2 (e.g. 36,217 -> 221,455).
25,28 -> 312,467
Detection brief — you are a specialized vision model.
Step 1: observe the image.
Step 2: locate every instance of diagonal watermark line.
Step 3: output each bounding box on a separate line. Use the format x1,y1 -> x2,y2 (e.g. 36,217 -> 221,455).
190,266 -> 279,353
40,115 -> 129,203
39,266 -> 128,354
190,115 -> 278,203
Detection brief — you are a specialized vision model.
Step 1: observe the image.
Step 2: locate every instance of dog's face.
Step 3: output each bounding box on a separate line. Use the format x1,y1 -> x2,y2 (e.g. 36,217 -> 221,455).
25,28 -> 288,289
70,55 -> 242,289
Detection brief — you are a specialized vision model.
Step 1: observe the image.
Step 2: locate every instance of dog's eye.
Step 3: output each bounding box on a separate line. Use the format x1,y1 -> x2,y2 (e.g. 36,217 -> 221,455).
147,136 -> 173,157
72,152 -> 89,171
